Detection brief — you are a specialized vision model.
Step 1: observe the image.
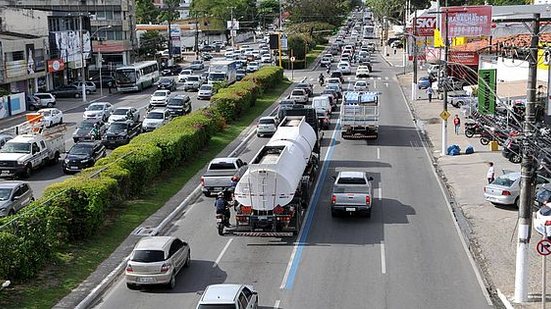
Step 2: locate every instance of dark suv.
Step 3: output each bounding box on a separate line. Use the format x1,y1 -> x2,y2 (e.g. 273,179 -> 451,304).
62,141 -> 106,174
166,95 -> 192,117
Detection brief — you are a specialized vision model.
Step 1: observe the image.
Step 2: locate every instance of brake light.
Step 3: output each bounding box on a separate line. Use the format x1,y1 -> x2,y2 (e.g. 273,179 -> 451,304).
160,263 -> 171,273
366,195 -> 371,205
545,220 -> 551,226
273,205 -> 285,215
240,205 -> 253,214
126,264 -> 133,272
331,195 -> 336,204
502,190 -> 511,196
200,176 -> 205,186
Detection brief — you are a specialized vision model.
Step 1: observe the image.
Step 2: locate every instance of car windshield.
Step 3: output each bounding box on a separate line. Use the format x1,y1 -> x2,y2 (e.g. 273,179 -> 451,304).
88,105 -> 104,111
209,73 -> 226,81
200,85 -> 212,91
39,110 -> 52,117
197,305 -> 236,309
108,122 -> 128,133
146,112 -> 164,120
0,188 -> 13,201
115,69 -> 136,83
132,250 -> 165,262
36,94 -> 50,99
153,92 -> 167,97
113,108 -> 129,115
168,98 -> 184,106
292,90 -> 304,96
160,78 -> 172,83
187,77 -> 199,81
259,118 -> 275,124
209,162 -> 236,170
493,176 -> 515,187
69,144 -> 93,155
356,82 -> 367,86
1,142 -> 31,154
78,122 -> 95,130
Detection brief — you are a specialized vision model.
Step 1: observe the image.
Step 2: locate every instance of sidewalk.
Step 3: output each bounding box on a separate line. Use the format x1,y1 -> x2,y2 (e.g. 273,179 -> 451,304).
384,50 -> 543,308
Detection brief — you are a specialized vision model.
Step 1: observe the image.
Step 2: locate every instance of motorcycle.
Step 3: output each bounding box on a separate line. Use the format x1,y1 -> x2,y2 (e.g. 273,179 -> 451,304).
464,122 -> 484,138
479,127 -> 513,146
216,211 -> 230,236
319,77 -> 324,87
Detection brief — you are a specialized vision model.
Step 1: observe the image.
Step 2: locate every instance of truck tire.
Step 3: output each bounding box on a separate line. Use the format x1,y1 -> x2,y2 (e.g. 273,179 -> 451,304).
74,92 -> 81,98
51,152 -> 60,165
24,164 -> 32,178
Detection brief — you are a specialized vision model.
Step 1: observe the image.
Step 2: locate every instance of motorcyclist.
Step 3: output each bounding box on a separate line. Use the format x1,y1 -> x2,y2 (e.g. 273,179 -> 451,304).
91,122 -> 101,140
319,73 -> 324,85
214,192 -> 231,227
326,65 -> 331,74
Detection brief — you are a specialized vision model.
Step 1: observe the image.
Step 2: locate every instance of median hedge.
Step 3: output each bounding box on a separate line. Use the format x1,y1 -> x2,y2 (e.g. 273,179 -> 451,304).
0,66 -> 284,281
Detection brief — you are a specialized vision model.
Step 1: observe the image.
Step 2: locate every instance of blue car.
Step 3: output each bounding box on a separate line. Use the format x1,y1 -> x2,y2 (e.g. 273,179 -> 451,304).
418,76 -> 432,89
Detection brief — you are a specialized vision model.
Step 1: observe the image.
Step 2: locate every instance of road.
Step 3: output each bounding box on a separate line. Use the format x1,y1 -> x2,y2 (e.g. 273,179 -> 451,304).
91,48 -> 493,308
0,69 -> 211,198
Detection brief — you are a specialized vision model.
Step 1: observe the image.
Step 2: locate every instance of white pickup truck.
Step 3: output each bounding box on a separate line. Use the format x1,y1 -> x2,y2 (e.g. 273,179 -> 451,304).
0,134 -> 65,178
201,157 -> 248,197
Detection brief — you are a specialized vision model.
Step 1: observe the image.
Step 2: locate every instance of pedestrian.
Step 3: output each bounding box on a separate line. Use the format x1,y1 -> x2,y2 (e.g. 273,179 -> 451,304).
487,162 -> 495,184
107,81 -> 112,94
426,87 -> 434,103
453,114 -> 461,135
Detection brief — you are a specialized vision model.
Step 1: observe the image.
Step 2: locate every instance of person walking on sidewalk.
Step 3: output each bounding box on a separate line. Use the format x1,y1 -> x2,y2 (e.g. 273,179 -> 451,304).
487,162 -> 495,184
453,115 -> 461,135
426,87 -> 434,103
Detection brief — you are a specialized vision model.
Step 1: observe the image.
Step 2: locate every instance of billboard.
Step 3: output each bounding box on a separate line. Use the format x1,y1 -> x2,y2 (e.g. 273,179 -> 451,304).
444,5 -> 492,38
478,68 -> 497,115
414,16 -> 437,37
26,44 -> 35,75
51,30 -> 92,63
168,24 -> 182,55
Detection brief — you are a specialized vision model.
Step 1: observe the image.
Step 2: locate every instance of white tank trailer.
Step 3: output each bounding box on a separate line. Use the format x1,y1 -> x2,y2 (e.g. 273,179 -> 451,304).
234,116 -> 320,236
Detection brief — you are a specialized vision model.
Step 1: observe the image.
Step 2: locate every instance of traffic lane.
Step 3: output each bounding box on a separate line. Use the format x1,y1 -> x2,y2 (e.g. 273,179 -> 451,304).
92,120 -> 294,309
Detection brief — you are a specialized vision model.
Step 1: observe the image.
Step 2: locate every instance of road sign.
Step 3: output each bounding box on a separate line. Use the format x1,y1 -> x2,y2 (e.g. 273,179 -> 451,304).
290,56 -> 296,62
440,110 -> 450,121
537,239 -> 551,256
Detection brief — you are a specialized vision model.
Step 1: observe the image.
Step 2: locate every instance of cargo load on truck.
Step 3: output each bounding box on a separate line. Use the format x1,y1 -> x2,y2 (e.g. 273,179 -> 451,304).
340,91 -> 379,139
233,116 -> 320,236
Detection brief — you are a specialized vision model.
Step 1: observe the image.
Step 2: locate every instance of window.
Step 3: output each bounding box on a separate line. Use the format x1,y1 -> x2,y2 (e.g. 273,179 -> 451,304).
40,141 -> 46,149
13,186 -> 23,198
20,184 -> 29,194
241,287 -> 252,300
538,176 -> 549,185
131,250 -> 165,262
237,294 -> 248,309
11,51 -> 24,61
31,143 -> 40,154
168,239 -> 183,257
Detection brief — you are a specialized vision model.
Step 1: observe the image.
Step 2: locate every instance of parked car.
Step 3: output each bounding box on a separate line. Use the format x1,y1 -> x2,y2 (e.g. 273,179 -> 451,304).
261,54 -> 272,63
102,120 -> 142,149
37,108 -> 63,127
89,74 -> 115,88
161,65 -> 183,76
125,236 -> 191,289
484,171 -> 551,207
331,171 -> 374,217
535,183 -> 551,210
71,81 -> 97,94
201,53 -> 213,61
33,93 -> 57,107
107,107 -> 140,124
177,69 -> 193,83
73,120 -> 107,143
83,102 -> 114,122
183,75 -> 203,91
289,88 -> 309,104
195,284 -> 258,309
49,85 -> 82,98
353,80 -> 369,91
149,90 -> 171,107
157,77 -> 177,91
534,205 -> 551,239
200,44 -> 214,52
62,141 -> 106,173
142,108 -> 171,132
190,60 -> 205,71
236,69 -> 246,81
198,84 -> 214,100
436,76 -> 465,92
166,95 -> 192,116
256,116 -> 279,137
0,182 -> 34,217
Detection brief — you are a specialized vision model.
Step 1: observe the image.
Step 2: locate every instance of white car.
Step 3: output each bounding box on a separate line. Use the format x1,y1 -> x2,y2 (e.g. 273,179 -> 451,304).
535,205 -> 551,239
196,284 -> 258,309
261,54 -> 272,63
183,75 -> 203,91
198,84 -> 214,100
289,88 -> 308,104
337,62 -> 351,75
320,54 -> 333,67
82,102 -> 113,122
354,80 -> 369,91
356,65 -> 370,78
108,107 -> 139,124
149,90 -> 171,107
37,108 -> 63,127
142,108 -> 171,132
178,69 -> 193,83
256,116 -> 279,137
246,61 -> 260,72
34,93 -> 57,107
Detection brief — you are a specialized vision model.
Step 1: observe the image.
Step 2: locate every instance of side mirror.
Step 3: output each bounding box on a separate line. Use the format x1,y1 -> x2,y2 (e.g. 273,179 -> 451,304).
368,177 -> 374,182
252,291 -> 258,295
13,196 -> 20,201
243,162 -> 248,166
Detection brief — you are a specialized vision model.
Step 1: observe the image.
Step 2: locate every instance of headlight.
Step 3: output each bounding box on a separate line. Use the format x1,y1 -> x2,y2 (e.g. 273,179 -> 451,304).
64,159 -> 70,164
80,159 -> 91,163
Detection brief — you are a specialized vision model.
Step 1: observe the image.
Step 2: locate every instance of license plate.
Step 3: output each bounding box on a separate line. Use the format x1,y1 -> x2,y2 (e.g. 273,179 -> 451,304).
216,218 -> 223,223
345,208 -> 356,212
138,277 -> 154,283
258,216 -> 268,220
213,187 -> 223,191
1,170 -> 9,175
69,166 -> 79,170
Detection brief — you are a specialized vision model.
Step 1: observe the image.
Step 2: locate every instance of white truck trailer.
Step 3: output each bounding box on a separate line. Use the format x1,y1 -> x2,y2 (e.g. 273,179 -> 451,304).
208,60 -> 237,85
340,91 -> 379,139
233,116 -> 319,236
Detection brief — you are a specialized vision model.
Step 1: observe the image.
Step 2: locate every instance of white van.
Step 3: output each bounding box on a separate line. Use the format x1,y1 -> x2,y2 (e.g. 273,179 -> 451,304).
312,95 -> 332,115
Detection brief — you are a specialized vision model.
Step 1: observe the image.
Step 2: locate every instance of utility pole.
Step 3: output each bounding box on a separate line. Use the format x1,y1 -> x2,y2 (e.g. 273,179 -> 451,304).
167,17 -> 173,61
441,8 -> 449,156
278,0 -> 283,31
79,14 -> 87,103
195,11 -> 199,60
412,9 -> 418,101
515,13 -> 540,304
230,7 -> 235,48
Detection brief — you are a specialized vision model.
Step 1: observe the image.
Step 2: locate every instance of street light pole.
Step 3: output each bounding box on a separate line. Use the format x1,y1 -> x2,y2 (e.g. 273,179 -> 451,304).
92,25 -> 112,96
279,0 -> 283,31
230,7 -> 235,48
79,14 -> 87,103
441,8 -> 449,156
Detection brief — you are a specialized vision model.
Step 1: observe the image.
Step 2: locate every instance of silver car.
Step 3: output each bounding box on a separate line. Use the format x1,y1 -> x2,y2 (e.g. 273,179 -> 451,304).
125,236 -> 191,289
331,171 -> 374,217
256,116 -> 278,137
196,284 -> 258,309
484,171 -> 551,207
0,182 -> 34,217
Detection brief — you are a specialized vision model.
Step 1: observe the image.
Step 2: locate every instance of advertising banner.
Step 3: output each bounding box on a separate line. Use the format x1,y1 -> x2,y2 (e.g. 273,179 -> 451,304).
444,5 -> 492,38
51,30 -> 92,63
449,51 -> 479,66
47,59 -> 65,73
168,24 -> 182,55
478,68 -> 497,115
26,44 -> 35,75
414,16 -> 437,37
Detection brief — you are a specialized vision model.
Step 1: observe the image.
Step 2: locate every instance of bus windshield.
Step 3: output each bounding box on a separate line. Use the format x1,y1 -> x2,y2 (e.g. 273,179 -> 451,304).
115,69 -> 136,83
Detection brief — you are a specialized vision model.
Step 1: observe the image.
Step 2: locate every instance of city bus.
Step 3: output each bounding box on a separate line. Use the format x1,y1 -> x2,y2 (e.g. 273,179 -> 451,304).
115,61 -> 160,92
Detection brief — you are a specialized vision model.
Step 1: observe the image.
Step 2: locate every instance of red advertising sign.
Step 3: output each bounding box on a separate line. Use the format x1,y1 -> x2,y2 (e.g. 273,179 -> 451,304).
47,59 -> 65,73
449,51 -> 479,66
444,5 -> 492,38
414,16 -> 437,37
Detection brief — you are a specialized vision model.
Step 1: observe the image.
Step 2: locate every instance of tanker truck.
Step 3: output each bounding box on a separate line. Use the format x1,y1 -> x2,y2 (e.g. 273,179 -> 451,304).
233,116 -> 320,236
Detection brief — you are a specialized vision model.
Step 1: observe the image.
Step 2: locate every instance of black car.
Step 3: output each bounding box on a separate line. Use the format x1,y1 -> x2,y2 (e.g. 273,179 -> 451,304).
62,141 -> 106,174
73,120 -> 107,143
50,85 -> 82,98
167,95 -> 192,116
157,77 -> 177,91
236,69 -> 246,81
200,45 -> 214,52
161,65 -> 183,76
201,53 -> 213,61
330,71 -> 344,84
295,83 -> 314,97
102,120 -> 141,149
502,136 -> 522,164
89,75 -> 115,88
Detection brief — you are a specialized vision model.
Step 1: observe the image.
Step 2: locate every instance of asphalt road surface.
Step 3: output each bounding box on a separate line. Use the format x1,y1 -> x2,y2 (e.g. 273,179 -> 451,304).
91,48 -> 493,308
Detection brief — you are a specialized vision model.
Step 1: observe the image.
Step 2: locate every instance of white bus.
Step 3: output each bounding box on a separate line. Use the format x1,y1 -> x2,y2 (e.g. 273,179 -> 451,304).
115,61 -> 160,92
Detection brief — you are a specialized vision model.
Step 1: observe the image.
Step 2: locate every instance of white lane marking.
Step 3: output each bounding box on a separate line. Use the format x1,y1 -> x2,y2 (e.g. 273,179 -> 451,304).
376,147 -> 380,160
377,187 -> 382,201
380,241 -> 386,274
213,238 -> 233,268
497,289 -> 514,309
274,300 -> 281,309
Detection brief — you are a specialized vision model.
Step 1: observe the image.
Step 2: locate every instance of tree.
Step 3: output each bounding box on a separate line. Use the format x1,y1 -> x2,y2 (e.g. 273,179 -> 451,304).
258,0 -> 280,28
137,31 -> 166,60
158,0 -> 181,23
285,0 -> 351,26
135,0 -> 160,24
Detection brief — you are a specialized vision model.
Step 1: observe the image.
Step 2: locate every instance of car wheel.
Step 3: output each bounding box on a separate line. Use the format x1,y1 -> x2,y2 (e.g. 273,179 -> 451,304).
465,129 -> 475,138
480,137 -> 490,145
86,90 -> 91,95
8,209 -> 15,216
75,93 -> 81,98
47,102 -> 53,108
24,164 -> 32,179
126,283 -> 138,290
365,208 -> 372,218
510,153 -> 522,164
167,273 -> 176,289
59,117 -> 63,124
184,251 -> 191,268
514,197 -> 520,208
203,191 -> 211,197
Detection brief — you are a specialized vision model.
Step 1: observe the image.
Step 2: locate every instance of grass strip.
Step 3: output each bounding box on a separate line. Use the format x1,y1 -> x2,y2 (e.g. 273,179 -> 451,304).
306,45 -> 327,66
0,80 -> 292,309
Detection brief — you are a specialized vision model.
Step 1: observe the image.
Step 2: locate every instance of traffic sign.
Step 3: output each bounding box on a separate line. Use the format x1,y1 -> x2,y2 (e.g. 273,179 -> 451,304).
290,56 -> 296,62
440,110 -> 451,121
537,239 -> 551,256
